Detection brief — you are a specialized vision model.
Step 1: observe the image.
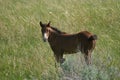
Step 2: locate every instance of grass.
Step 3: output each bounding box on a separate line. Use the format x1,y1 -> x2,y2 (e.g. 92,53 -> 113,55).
0,0 -> 120,80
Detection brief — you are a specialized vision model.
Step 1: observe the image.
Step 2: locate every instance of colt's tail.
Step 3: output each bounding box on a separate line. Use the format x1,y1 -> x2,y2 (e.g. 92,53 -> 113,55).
88,35 -> 97,41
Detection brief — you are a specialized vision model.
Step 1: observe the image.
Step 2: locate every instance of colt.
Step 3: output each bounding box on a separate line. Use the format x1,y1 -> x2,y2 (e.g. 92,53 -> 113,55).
40,21 -> 97,65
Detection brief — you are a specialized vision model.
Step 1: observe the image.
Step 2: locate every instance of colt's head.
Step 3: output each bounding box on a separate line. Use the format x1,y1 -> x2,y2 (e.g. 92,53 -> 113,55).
39,21 -> 51,42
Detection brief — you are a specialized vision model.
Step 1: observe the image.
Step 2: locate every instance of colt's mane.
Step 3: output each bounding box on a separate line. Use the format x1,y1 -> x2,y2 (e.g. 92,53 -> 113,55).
50,26 -> 65,34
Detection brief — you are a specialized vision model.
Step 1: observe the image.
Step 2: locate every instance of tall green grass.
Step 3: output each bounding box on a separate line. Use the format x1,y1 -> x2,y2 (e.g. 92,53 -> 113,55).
0,0 -> 120,80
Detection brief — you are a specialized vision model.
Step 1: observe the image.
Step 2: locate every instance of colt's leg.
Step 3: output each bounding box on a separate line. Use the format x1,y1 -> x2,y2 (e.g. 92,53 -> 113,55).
50,47 -> 60,63
51,46 -> 65,64
54,52 -> 65,64
84,50 -> 91,65
89,52 -> 92,64
59,51 -> 66,64
54,53 -> 63,62
54,54 -> 60,63
59,54 -> 65,64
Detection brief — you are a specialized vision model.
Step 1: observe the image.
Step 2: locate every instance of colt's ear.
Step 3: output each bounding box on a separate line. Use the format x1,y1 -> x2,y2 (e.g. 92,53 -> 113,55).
40,21 -> 43,27
47,21 -> 51,27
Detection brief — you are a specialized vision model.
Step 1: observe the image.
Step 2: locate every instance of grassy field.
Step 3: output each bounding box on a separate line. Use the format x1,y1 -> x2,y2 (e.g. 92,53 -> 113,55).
0,0 -> 120,80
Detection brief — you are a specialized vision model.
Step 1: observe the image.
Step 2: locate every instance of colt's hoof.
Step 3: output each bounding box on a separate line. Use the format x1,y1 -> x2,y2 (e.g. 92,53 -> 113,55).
60,58 -> 65,64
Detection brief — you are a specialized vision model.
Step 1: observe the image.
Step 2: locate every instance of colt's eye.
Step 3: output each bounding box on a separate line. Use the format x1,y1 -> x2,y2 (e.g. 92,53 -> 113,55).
46,29 -> 49,32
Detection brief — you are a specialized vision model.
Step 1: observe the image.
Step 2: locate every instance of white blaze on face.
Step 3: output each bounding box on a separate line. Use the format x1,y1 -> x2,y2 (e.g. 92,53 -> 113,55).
44,33 -> 49,40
